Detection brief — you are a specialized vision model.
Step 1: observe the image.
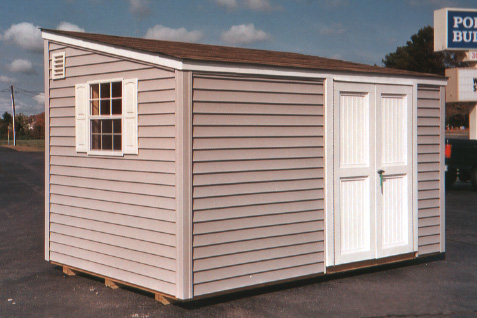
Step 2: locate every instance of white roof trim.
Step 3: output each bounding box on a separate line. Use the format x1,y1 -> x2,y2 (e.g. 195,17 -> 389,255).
182,60 -> 447,86
42,30 -> 447,87
42,31 -> 184,70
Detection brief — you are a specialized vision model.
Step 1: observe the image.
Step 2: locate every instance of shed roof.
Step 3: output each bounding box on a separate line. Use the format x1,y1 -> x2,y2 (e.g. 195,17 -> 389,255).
43,29 -> 444,79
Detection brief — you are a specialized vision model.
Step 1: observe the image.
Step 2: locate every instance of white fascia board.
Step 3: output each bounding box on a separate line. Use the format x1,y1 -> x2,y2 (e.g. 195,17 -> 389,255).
42,31 -> 183,70
42,30 -> 447,87
182,60 -> 447,86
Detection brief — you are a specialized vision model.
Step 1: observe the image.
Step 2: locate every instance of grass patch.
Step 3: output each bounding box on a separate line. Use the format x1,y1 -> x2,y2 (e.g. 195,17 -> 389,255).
0,139 -> 45,152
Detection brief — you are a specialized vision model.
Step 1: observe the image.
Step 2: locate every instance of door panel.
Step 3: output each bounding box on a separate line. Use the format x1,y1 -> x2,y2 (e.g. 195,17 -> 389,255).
376,86 -> 413,258
339,178 -> 372,259
334,83 -> 376,265
381,96 -> 406,164
340,94 -> 369,167
381,175 -> 408,247
334,83 -> 413,265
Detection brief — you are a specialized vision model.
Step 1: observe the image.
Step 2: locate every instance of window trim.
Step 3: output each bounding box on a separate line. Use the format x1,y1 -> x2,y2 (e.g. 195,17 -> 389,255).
86,78 -> 125,156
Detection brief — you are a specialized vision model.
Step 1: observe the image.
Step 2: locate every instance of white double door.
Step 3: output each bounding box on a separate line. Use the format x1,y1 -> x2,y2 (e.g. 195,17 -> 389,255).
333,82 -> 414,265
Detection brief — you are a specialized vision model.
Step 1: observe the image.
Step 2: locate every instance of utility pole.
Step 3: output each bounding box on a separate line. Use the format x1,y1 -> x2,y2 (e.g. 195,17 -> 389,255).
11,85 -> 16,146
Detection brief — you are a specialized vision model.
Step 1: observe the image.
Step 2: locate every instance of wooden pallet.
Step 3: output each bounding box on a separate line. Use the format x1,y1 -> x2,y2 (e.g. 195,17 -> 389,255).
53,262 -> 174,305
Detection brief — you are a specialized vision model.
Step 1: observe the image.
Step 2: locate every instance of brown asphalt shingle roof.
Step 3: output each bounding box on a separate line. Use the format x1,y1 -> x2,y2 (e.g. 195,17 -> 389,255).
42,29 -> 444,79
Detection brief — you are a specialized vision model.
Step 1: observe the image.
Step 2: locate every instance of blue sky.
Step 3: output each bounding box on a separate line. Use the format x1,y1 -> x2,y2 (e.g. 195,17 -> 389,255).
0,0 -> 476,115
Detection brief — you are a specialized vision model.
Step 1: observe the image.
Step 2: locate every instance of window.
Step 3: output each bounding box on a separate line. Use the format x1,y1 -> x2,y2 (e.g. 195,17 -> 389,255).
75,78 -> 138,155
90,82 -> 122,151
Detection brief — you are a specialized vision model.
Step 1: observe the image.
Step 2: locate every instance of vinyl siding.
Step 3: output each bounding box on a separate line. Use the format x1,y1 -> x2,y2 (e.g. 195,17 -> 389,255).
47,42 -> 177,295
417,85 -> 443,256
191,74 -> 325,297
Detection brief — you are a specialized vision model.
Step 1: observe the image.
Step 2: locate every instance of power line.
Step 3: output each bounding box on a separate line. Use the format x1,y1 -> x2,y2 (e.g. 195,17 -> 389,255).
0,87 -> 42,96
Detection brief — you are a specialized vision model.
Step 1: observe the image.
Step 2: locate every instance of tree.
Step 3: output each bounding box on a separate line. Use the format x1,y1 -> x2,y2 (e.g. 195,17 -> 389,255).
0,112 -> 12,138
32,112 -> 45,139
14,113 -> 28,138
2,112 -> 12,124
382,26 -> 463,75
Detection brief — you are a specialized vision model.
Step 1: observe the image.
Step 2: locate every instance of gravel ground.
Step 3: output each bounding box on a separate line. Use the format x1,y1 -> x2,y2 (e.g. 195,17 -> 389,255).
0,146 -> 476,318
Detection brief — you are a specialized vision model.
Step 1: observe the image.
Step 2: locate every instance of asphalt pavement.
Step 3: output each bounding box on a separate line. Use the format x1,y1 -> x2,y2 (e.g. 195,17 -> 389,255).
0,146 -> 476,318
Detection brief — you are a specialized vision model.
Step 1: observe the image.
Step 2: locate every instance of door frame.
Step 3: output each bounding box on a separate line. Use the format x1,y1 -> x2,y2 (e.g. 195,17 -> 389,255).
324,80 -> 419,268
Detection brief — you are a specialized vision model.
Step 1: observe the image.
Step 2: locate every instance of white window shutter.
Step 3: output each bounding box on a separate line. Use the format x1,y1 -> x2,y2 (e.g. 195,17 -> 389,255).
122,78 -> 138,155
75,83 -> 88,152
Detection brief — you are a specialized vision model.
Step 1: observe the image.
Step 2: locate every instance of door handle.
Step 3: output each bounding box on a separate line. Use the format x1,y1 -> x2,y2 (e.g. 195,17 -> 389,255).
377,169 -> 385,191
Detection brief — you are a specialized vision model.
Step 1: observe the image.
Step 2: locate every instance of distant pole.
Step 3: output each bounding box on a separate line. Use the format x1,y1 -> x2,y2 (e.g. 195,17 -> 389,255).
11,85 -> 16,146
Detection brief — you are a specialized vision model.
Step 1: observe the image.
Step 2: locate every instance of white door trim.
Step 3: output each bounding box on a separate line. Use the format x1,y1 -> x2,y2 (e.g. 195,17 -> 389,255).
326,81 -> 416,267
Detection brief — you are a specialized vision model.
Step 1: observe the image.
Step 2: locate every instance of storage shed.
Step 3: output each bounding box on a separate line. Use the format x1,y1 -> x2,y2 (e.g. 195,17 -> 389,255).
41,29 -> 447,302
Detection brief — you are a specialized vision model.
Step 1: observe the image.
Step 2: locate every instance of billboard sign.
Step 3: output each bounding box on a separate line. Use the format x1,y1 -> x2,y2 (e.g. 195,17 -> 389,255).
445,68 -> 477,102
434,8 -> 477,51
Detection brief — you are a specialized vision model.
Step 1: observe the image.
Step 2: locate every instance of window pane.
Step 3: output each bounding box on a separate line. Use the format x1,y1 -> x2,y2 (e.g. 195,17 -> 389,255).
100,100 -> 110,115
112,82 -> 122,98
113,119 -> 121,133
91,84 -> 99,100
91,100 -> 99,115
113,135 -> 122,151
102,135 -> 113,150
91,134 -> 101,150
103,120 -> 112,133
89,81 -> 124,153
91,120 -> 101,133
112,99 -> 122,114
101,83 -> 110,98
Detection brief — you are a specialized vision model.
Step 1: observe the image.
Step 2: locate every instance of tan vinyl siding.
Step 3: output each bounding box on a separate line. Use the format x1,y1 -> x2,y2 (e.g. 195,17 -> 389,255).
47,42 -> 177,296
191,74 -> 325,296
417,85 -> 443,256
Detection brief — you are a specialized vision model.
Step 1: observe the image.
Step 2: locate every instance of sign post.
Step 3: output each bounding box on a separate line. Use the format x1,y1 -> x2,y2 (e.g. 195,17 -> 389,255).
435,8 -> 477,139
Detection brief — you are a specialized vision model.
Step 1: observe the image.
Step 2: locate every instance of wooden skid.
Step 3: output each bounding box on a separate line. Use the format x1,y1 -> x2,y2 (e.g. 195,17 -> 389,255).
62,266 -> 76,276
52,262 -> 175,305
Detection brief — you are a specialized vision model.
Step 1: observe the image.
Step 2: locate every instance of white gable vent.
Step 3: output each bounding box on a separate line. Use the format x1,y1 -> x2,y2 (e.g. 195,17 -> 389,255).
52,52 -> 65,80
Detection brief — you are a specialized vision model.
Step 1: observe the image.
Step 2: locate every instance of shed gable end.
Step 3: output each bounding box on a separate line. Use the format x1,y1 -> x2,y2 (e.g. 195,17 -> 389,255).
46,40 -> 178,297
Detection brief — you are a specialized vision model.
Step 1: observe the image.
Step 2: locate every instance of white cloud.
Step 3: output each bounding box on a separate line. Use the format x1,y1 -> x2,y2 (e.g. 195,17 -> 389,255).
244,0 -> 280,11
56,21 -> 85,32
129,0 -> 151,17
144,25 -> 203,42
329,53 -> 344,60
214,0 -> 280,11
1,22 -> 43,52
8,59 -> 35,74
0,96 -> 12,117
0,75 -> 15,84
221,23 -> 270,45
10,99 -> 42,116
33,93 -> 45,105
214,0 -> 238,10
319,23 -> 346,36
